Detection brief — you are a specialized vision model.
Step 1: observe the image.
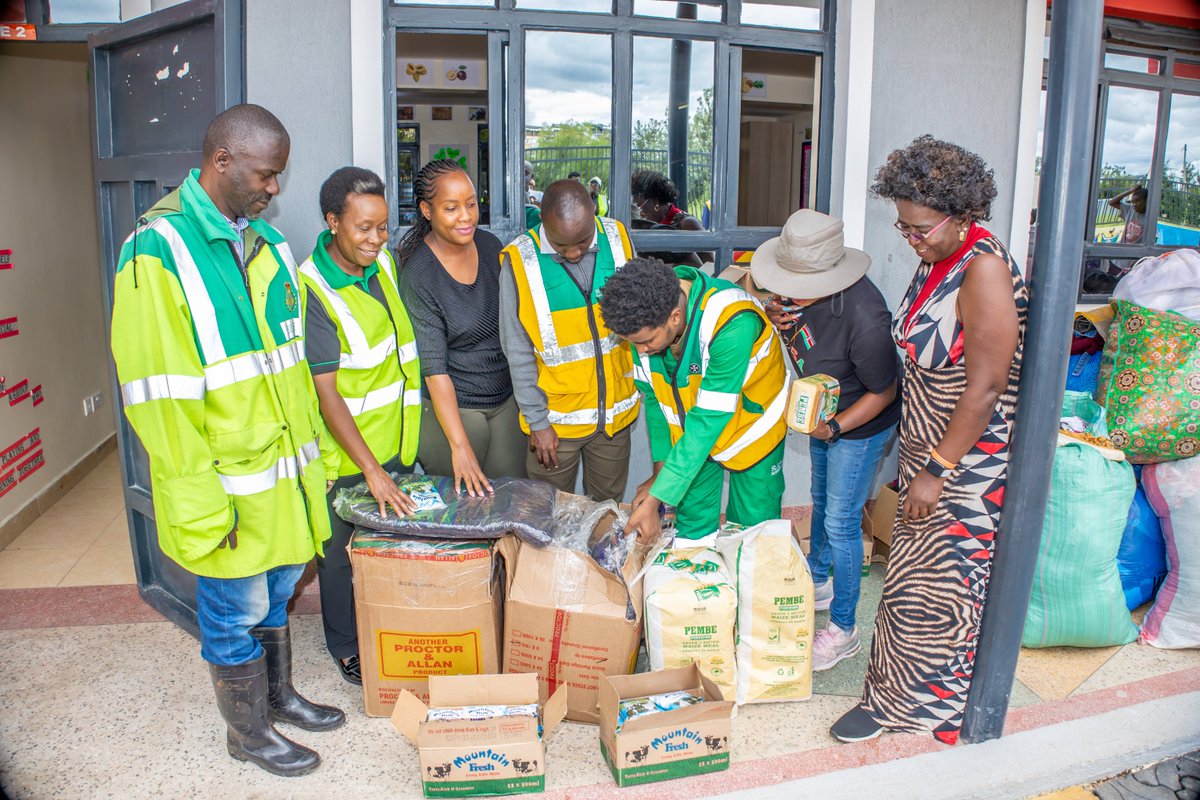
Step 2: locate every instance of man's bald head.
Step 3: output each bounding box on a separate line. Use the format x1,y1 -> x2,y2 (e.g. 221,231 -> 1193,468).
541,180 -> 598,263
202,103 -> 289,159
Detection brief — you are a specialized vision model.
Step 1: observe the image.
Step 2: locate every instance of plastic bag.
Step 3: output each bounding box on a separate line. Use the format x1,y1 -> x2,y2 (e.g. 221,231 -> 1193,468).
1140,458 -> 1200,649
334,475 -> 558,547
1113,248 -> 1200,321
1118,476 -> 1168,611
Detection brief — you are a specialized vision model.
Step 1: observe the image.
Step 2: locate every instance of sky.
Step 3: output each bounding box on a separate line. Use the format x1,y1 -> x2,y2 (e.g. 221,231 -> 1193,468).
46,0 -> 119,23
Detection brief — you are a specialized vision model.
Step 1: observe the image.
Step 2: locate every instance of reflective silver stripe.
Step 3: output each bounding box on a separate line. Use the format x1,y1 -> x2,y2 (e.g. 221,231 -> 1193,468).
148,218 -> 227,365
599,218 -> 630,268
712,384 -> 789,463
343,379 -> 404,417
376,250 -> 399,288
120,374 -> 206,406
280,316 -> 302,341
743,335 -> 774,381
605,393 -> 640,424
300,256 -> 403,371
698,287 -> 759,374
547,407 -> 599,426
218,438 -> 320,496
404,389 -> 421,408
632,362 -> 653,384
659,403 -> 682,428
513,233 -> 562,357
204,339 -> 306,391
397,341 -> 418,366
339,335 -> 397,371
696,389 -> 738,413
275,240 -> 300,284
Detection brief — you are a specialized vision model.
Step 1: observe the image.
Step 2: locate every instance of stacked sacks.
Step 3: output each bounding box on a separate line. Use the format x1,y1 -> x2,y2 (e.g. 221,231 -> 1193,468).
1118,471 -> 1168,611
1139,457 -> 1200,648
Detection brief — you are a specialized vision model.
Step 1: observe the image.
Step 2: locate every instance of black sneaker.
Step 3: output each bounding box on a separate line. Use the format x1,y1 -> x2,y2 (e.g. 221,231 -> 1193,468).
830,705 -> 883,743
335,654 -> 362,686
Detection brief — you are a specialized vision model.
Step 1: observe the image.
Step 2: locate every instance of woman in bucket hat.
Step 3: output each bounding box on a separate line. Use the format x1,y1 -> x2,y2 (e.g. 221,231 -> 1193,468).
750,209 -> 901,676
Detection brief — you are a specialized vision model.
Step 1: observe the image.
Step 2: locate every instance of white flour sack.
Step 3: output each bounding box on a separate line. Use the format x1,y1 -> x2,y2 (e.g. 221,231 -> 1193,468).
643,546 -> 738,701
713,520 -> 815,704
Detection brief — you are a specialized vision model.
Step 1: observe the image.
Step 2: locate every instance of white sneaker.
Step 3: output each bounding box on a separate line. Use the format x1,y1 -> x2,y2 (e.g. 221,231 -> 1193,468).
813,578 -> 833,611
812,623 -> 861,672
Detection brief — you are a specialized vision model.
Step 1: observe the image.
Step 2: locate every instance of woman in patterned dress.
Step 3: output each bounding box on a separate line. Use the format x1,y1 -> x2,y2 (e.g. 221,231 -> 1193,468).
831,135 -> 1028,745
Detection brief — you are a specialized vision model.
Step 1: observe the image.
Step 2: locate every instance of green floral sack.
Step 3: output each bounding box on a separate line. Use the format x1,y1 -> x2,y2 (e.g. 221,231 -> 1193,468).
1096,299 -> 1200,463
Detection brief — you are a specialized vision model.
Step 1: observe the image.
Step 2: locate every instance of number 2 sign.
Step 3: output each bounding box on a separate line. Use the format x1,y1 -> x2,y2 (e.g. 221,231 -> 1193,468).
0,24 -> 38,40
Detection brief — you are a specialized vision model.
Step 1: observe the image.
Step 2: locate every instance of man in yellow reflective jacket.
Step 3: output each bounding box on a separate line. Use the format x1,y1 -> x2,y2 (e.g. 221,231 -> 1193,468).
110,105 -> 342,777
500,180 -> 639,501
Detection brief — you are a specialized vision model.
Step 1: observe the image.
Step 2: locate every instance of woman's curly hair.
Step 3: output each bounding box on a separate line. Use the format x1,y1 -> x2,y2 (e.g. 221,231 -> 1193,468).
871,135 -> 997,221
598,257 -> 681,336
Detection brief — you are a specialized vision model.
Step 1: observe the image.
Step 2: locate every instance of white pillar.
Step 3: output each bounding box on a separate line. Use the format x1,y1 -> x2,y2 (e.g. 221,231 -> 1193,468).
1009,0 -> 1049,273
350,0 -> 387,177
829,0 -> 875,249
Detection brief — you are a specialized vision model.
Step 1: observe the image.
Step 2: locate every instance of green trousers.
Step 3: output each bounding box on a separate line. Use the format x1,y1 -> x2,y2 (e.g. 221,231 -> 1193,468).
673,439 -> 786,539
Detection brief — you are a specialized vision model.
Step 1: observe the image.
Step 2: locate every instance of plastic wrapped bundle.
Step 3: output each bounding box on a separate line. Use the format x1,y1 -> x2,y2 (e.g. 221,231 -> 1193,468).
334,475 -> 558,547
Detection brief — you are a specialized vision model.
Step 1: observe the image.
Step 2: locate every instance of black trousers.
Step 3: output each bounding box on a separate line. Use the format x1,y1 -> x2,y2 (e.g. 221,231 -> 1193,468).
317,455 -> 411,660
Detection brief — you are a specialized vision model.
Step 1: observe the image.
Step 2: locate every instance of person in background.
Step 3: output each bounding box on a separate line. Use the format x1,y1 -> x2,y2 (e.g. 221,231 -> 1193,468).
631,168 -> 713,266
395,160 -> 526,495
751,209 -> 900,674
568,170 -> 583,183
525,160 -> 543,230
599,257 -> 789,542
500,179 -> 639,502
588,176 -> 609,217
831,135 -> 1026,746
110,104 -> 343,777
1108,183 -> 1147,244
299,166 -> 421,686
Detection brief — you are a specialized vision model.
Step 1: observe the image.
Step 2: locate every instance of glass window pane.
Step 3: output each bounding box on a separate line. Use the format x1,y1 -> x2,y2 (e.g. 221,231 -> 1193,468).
524,30 -> 613,220
515,0 -> 611,12
1104,52 -> 1161,75
631,35 -> 715,266
738,48 -> 820,227
1175,60 -> 1200,81
1093,85 -> 1158,247
49,0 -> 120,23
634,0 -> 721,22
392,0 -> 493,6
741,0 -> 820,31
1159,92 -> 1200,246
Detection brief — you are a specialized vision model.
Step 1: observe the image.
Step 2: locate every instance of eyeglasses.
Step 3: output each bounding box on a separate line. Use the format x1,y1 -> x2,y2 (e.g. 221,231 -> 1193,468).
894,215 -> 952,242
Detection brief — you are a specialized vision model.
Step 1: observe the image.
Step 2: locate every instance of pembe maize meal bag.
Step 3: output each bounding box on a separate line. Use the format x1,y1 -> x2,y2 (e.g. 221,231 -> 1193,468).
643,546 -> 738,700
1139,458 -> 1200,649
710,520 -> 815,704
1095,299 -> 1200,464
1022,394 -> 1139,648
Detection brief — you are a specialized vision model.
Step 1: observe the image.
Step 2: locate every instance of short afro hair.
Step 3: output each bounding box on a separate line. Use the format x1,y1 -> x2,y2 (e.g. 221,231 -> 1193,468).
202,103 -> 288,159
631,169 -> 679,205
319,166 -> 386,220
598,257 -> 681,336
871,134 -> 997,221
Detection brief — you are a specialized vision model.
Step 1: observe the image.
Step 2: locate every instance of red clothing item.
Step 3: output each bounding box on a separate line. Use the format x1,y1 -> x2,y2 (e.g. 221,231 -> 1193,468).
903,223 -> 991,330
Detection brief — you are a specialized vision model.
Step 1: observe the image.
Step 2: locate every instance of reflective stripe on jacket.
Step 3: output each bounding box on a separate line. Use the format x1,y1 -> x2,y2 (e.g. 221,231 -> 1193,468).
503,217 -> 640,438
110,170 -> 331,579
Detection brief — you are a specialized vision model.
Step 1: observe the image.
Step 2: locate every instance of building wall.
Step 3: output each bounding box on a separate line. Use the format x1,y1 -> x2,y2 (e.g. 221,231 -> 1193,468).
0,43 -> 115,530
245,0 -> 355,254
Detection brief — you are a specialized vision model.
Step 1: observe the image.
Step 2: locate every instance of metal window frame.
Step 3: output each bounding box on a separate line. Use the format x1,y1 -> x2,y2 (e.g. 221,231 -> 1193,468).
1079,30 -> 1200,302
18,0 -> 119,41
384,0 -> 835,269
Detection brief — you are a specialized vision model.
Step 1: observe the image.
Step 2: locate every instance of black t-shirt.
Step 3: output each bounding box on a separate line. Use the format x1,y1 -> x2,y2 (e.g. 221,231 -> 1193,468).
395,229 -> 513,409
781,276 -> 901,439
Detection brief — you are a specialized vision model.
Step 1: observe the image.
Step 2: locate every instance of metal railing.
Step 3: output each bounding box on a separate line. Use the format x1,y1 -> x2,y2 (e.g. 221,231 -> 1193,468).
1095,175 -> 1200,228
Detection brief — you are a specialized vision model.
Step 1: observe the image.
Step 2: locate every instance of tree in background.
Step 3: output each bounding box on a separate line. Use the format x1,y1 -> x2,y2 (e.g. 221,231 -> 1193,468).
526,121 -> 611,188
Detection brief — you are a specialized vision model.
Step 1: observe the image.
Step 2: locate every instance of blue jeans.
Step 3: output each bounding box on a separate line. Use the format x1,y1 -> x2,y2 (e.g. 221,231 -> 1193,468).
196,563 -> 306,667
808,425 -> 894,630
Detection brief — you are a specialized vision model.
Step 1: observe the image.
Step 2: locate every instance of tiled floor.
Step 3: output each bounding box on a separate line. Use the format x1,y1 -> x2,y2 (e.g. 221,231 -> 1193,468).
0,457 -> 1197,798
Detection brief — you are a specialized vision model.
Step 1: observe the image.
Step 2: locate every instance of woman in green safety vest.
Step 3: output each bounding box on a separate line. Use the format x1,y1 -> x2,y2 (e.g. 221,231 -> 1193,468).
299,166 -> 423,686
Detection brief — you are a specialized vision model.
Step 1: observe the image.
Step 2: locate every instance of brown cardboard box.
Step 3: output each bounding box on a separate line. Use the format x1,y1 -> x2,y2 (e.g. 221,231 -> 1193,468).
500,508 -> 647,724
717,263 -> 771,302
391,673 -> 567,797
599,664 -> 734,787
352,533 -> 503,717
868,484 -> 899,548
794,513 -> 875,573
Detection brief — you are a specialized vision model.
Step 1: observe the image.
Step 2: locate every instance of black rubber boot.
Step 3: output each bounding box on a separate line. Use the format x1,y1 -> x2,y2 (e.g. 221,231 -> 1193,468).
251,625 -> 346,732
209,657 -> 321,777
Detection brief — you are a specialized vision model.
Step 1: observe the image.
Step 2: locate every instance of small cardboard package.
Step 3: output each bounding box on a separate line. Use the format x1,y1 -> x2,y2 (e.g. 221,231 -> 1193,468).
717,263 -> 772,303
786,374 -> 841,434
352,532 -> 503,716
599,664 -> 734,787
391,673 -> 567,797
499,503 -> 647,724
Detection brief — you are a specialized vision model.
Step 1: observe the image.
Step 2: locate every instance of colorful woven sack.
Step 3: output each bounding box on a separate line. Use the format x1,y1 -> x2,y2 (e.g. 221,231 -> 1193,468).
1095,299 -> 1200,463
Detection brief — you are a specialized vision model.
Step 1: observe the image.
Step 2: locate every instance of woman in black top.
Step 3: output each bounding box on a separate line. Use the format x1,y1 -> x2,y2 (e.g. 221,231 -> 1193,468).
395,160 -> 527,495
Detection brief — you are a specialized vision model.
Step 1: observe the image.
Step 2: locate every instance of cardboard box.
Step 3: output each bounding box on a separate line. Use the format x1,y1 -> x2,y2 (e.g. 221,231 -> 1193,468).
717,263 -> 772,303
794,513 -> 874,573
599,664 -> 734,787
868,484 -> 899,548
500,506 -> 647,724
392,673 -> 567,797
786,374 -> 841,434
352,533 -> 503,716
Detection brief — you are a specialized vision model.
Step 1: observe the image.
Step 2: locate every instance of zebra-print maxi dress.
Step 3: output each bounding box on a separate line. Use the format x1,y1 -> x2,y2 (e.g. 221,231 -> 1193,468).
860,228 -> 1027,745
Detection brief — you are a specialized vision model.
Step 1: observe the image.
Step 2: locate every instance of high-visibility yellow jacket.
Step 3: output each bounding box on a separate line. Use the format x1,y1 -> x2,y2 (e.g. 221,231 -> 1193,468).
633,266 -> 789,485
298,231 -> 421,476
503,217 -> 640,439
109,170 -> 331,579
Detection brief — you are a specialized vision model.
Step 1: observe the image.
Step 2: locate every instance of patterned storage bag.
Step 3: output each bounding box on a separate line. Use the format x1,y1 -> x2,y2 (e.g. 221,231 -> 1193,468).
1095,299 -> 1200,464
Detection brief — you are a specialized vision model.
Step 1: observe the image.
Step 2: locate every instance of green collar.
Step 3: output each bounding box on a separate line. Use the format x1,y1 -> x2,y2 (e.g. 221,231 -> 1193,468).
310,229 -> 378,290
177,168 -> 285,245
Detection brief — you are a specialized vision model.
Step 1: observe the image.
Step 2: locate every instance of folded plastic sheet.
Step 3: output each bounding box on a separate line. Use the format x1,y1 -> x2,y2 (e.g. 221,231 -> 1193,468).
334,475 -> 558,547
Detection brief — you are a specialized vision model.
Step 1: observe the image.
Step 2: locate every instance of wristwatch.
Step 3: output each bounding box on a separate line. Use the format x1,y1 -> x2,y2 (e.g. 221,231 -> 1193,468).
923,456 -> 952,478
826,418 -> 842,443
